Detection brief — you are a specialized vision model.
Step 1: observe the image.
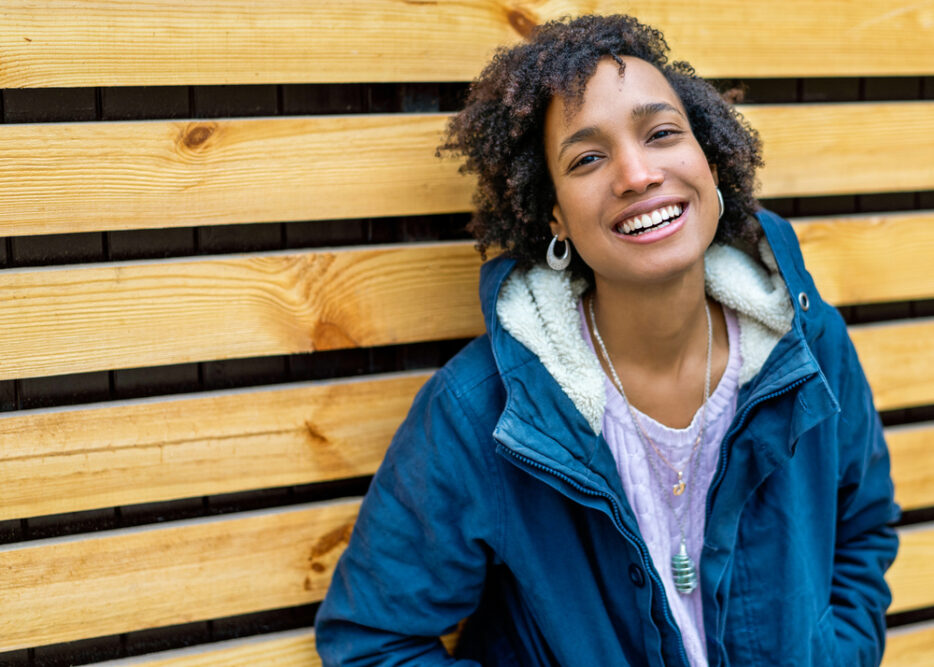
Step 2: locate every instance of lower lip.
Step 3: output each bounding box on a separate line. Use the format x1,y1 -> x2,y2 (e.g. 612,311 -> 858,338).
614,207 -> 687,244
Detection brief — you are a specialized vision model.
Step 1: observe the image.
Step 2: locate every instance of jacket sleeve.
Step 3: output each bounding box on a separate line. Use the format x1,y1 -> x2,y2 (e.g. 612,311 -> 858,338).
829,332 -> 900,666
314,369 -> 498,666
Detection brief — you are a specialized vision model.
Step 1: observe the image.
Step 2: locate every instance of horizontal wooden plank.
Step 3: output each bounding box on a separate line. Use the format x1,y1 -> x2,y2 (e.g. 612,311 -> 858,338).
888,526 -> 934,614
1,104 -> 932,236
0,501 -> 360,652
2,0 -> 931,87
1,504 -> 927,652
0,373 -> 428,521
794,212 -> 934,306
884,623 -> 934,667
888,424 -> 934,513
0,243 -> 484,380
0,115 -> 472,236
850,319 -> 934,412
744,103 -> 934,198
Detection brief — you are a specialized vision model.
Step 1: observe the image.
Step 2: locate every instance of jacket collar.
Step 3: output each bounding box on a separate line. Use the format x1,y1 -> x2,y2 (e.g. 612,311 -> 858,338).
480,211 -> 839,490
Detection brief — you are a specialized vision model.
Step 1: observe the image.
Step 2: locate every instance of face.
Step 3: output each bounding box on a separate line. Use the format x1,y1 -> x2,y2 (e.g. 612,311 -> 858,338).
544,57 -> 720,288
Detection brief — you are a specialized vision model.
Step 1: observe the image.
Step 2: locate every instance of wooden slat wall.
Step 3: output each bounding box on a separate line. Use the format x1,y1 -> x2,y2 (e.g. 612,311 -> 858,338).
0,104 -> 931,237
1,0 -> 931,87
1,1 -> 932,665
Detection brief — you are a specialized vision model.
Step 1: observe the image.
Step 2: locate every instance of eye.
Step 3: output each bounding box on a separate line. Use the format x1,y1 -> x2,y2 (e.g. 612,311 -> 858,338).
568,154 -> 601,172
648,128 -> 683,142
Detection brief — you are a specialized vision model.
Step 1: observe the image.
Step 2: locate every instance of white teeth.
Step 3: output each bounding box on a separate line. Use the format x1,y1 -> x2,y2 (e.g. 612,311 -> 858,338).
617,204 -> 684,236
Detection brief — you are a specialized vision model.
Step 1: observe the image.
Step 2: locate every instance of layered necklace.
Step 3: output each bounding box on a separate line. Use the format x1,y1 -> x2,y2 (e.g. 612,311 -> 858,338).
587,293 -> 712,595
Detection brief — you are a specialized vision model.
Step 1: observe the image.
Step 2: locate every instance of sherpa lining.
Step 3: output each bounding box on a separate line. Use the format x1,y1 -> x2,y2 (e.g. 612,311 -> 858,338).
496,240 -> 794,434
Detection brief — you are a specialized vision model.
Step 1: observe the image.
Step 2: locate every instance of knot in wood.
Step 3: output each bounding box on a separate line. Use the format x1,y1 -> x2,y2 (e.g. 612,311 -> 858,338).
507,7 -> 538,39
180,122 -> 217,151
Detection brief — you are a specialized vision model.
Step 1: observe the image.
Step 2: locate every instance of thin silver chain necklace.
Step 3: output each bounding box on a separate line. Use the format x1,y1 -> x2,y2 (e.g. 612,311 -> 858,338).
587,293 -> 713,595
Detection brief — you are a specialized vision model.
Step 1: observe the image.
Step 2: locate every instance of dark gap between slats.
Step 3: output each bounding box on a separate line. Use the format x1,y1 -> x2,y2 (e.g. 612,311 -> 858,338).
0,213 -> 472,267
2,76 -> 930,126
0,604 -> 320,667
4,338 -> 473,411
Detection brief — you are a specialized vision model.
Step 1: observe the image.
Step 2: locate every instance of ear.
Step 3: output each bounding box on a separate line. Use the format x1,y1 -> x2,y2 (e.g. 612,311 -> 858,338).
709,162 -> 719,186
550,203 -> 569,240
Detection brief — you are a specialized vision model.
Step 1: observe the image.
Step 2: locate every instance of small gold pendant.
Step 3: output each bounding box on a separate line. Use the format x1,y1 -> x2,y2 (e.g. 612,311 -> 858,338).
672,472 -> 685,496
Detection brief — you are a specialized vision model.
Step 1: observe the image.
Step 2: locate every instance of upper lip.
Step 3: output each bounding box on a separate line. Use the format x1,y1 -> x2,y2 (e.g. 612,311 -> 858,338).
610,195 -> 686,229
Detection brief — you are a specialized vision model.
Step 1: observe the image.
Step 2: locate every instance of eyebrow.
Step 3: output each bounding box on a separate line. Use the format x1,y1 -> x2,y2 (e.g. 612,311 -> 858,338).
557,101 -> 686,160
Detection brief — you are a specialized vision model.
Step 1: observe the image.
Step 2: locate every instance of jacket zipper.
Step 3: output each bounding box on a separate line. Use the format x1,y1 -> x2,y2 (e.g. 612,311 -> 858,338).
500,446 -> 692,667
704,375 -> 811,525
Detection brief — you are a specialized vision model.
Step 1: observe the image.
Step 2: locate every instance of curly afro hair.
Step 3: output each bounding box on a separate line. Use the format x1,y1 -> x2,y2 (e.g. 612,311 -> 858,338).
439,14 -> 764,279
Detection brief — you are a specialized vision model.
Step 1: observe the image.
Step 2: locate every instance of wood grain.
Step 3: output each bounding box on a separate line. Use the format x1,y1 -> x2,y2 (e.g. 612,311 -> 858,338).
2,0 -> 931,87
0,104 -> 932,236
887,424 -> 934,512
794,212 -> 934,306
888,527 -> 934,614
0,373 -> 428,520
0,115 -> 472,236
850,319 -> 934,412
0,501 -> 360,652
744,103 -> 934,198
883,623 -> 934,667
0,242 -> 484,380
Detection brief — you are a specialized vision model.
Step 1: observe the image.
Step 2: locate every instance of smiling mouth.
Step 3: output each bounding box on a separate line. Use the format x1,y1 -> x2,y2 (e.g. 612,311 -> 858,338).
615,203 -> 685,236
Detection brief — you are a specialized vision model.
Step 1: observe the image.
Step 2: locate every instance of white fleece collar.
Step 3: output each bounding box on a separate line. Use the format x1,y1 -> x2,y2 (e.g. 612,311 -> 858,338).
495,240 -> 794,434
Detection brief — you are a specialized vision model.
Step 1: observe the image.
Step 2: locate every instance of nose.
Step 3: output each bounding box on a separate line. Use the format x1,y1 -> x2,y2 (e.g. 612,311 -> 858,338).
610,146 -> 663,197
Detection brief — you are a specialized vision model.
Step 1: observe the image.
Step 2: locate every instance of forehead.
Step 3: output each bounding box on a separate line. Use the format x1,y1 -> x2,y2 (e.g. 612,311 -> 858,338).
546,56 -> 684,131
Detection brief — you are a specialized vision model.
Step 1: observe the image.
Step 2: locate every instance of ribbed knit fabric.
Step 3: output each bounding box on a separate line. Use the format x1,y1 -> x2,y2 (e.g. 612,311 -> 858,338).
578,299 -> 741,667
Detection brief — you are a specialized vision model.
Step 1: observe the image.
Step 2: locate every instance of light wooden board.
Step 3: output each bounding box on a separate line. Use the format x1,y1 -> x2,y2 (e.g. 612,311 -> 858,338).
0,242 -> 484,381
888,527 -> 934,614
888,424 -> 934,513
2,0 -> 932,87
1,104 -> 932,236
850,319 -> 934,412
794,212 -> 934,306
0,501 -> 360,652
0,373 -> 428,521
744,103 -> 934,198
0,115 -> 473,236
0,504 -> 928,651
884,623 -> 934,667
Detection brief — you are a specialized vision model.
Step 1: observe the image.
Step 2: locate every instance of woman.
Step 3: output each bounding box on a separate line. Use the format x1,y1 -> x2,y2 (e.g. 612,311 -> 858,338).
316,15 -> 898,666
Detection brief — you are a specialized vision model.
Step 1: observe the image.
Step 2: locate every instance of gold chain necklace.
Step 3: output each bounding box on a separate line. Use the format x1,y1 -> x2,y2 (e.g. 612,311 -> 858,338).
587,293 -> 713,595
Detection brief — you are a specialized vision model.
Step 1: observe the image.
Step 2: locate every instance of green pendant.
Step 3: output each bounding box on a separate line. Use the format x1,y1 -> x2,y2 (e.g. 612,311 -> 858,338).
671,540 -> 698,595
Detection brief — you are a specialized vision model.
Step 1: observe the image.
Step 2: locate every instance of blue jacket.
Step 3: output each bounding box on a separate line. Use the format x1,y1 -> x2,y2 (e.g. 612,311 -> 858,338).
316,210 -> 899,666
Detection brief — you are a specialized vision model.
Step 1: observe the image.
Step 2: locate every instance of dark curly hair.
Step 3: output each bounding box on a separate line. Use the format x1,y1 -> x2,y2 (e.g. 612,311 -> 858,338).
439,14 -> 763,279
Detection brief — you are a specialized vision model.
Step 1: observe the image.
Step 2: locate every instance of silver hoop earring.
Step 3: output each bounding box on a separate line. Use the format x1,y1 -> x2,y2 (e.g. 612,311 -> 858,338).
716,187 -> 724,220
546,235 -> 572,271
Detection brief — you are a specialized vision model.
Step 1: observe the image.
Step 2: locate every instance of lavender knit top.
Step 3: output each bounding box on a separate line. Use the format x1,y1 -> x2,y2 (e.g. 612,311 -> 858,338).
578,300 -> 742,667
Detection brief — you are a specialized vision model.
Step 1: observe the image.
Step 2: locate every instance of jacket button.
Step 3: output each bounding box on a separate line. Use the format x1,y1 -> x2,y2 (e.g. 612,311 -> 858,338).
628,564 -> 645,587
798,291 -> 810,311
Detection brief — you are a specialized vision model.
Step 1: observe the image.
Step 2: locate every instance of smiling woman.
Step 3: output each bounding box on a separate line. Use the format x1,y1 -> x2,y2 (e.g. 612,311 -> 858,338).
315,14 -> 899,667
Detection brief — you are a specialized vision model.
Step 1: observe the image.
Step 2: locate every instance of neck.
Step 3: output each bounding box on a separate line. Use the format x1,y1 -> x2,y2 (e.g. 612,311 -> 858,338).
590,264 -> 709,375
